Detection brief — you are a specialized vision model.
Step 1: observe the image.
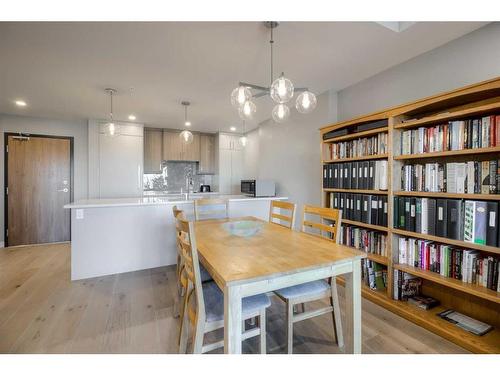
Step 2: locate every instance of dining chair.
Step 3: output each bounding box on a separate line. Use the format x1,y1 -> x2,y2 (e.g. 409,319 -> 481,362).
273,204 -> 344,354
194,198 -> 229,221
177,216 -> 271,354
268,200 -> 297,230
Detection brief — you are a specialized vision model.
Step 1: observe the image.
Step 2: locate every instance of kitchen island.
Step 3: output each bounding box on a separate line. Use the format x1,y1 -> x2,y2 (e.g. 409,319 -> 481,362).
65,195 -> 287,280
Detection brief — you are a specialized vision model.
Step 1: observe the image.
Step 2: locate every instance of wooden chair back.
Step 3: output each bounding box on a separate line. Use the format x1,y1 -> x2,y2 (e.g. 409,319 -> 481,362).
301,205 -> 342,244
269,200 -> 297,230
177,217 -> 206,325
194,198 -> 229,221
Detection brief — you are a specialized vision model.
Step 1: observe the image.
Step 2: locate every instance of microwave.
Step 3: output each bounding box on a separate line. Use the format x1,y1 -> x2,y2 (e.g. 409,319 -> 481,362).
241,179 -> 276,197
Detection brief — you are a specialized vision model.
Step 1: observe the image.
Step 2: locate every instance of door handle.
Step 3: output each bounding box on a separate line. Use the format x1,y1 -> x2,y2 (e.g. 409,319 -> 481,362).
57,188 -> 69,193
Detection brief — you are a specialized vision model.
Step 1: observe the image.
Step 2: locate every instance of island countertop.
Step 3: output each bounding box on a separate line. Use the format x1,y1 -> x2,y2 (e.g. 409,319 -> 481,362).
64,194 -> 287,209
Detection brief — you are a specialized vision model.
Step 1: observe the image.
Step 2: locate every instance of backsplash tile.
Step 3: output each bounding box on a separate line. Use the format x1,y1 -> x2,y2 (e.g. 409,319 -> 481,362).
143,161 -> 212,192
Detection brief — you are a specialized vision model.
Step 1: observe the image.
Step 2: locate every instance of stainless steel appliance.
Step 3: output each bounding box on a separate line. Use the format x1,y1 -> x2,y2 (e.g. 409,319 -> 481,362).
200,184 -> 211,193
241,179 -> 276,197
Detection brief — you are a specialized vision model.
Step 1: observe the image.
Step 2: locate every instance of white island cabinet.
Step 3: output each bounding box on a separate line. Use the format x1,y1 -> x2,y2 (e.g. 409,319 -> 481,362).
65,195 -> 287,280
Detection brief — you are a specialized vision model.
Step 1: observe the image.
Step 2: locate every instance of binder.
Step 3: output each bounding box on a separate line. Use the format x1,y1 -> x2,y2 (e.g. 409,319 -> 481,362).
351,162 -> 358,189
358,163 -> 364,189
368,161 -> 375,190
409,197 -> 417,232
486,201 -> 498,247
332,193 -> 339,209
436,199 -> 448,237
378,197 -> 384,226
404,197 -> 411,231
339,193 -> 345,214
362,195 -> 369,224
339,164 -> 344,189
350,194 -> 355,221
399,197 -> 406,229
323,165 -> 328,188
370,196 -> 378,225
345,193 -> 351,220
427,198 -> 437,236
382,196 -> 388,227
393,197 -> 399,228
415,198 -> 422,233
447,199 -> 463,240
363,161 -> 369,189
344,163 -> 350,189
355,194 -> 362,222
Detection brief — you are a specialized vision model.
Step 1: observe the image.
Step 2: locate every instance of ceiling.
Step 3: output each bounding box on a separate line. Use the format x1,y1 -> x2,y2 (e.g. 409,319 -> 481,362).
0,22 -> 488,133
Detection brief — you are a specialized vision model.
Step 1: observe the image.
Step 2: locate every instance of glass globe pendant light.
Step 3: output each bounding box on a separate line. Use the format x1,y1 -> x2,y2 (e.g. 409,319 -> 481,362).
238,100 -> 256,120
231,86 -> 252,109
296,90 -> 317,114
179,101 -> 194,144
272,103 -> 290,123
270,73 -> 294,104
103,88 -> 120,137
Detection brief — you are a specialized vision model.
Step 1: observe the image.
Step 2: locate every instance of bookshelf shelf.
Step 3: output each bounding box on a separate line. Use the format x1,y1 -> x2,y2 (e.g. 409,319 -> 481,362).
393,264 -> 500,304
393,191 -> 500,201
392,228 -> 500,255
321,76 -> 500,353
322,153 -> 388,163
323,188 -> 388,195
394,101 -> 500,130
323,126 -> 388,143
393,146 -> 500,160
342,219 -> 389,232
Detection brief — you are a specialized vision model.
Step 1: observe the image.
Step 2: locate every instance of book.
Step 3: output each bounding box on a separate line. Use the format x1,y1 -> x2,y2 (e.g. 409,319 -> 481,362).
408,295 -> 440,310
438,309 -> 493,336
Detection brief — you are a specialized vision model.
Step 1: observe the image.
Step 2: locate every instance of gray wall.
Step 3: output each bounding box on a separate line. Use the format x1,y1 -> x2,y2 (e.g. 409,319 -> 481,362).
243,90 -> 338,220
0,114 -> 88,244
338,22 -> 500,121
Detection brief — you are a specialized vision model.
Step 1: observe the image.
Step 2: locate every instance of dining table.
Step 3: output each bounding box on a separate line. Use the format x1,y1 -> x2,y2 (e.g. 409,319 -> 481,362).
194,216 -> 367,354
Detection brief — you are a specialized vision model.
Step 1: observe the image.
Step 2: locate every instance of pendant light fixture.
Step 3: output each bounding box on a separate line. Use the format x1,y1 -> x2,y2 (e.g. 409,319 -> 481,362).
239,120 -> 248,147
230,22 -> 317,123
179,101 -> 194,144
103,88 -> 120,137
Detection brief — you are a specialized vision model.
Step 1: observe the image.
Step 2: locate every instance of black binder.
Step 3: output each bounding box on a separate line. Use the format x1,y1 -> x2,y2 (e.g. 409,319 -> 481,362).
404,197 -> 411,231
447,200 -> 463,240
323,165 -> 328,188
436,199 -> 448,237
399,197 -> 406,229
382,196 -> 388,227
409,197 -> 417,232
355,194 -> 362,222
393,197 -> 399,228
368,161 -> 375,190
371,196 -> 379,225
415,198 -> 422,233
377,196 -> 384,226
427,198 -> 437,236
332,193 -> 339,209
344,162 -> 351,189
351,162 -> 358,189
486,201 -> 499,247
349,194 -> 355,221
361,195 -> 369,223
358,163 -> 364,190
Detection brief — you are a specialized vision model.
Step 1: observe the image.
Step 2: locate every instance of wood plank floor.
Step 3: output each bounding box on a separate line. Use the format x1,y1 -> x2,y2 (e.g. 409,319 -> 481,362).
0,243 -> 469,354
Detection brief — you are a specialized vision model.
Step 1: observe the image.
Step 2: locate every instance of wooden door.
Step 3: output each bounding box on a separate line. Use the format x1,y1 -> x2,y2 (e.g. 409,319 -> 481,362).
199,134 -> 215,174
6,134 -> 72,246
144,128 -> 163,173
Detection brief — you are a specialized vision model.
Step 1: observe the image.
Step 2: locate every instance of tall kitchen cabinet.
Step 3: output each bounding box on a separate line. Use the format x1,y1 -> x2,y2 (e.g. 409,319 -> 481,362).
162,130 -> 200,161
144,128 -> 163,173
217,133 -> 244,194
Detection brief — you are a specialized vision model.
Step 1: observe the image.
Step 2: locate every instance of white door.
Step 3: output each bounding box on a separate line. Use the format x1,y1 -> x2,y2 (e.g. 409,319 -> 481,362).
230,149 -> 243,194
218,148 -> 232,194
99,134 -> 143,198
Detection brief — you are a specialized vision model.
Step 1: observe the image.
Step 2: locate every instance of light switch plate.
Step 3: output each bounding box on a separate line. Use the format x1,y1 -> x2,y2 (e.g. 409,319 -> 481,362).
76,209 -> 84,220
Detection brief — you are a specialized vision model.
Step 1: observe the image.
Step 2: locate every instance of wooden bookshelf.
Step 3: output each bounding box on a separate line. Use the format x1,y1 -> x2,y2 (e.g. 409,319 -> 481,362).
393,264 -> 500,304
323,126 -> 388,143
320,76 -> 500,353
394,146 -> 500,160
324,188 -> 388,195
322,153 -> 388,163
392,228 -> 500,255
393,191 -> 500,201
342,219 -> 389,232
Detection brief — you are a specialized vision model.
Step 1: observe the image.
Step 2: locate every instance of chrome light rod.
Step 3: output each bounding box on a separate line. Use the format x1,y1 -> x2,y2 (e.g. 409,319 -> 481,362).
239,81 -> 309,98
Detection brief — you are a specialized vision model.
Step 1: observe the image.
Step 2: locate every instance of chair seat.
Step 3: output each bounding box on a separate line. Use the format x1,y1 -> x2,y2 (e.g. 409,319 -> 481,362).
274,280 -> 330,300
202,281 -> 271,322
200,264 -> 213,282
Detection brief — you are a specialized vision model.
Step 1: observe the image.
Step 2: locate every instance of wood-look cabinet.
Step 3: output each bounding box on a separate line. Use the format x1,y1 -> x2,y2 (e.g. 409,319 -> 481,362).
182,132 -> 200,161
162,131 -> 182,161
199,134 -> 215,174
143,128 -> 163,173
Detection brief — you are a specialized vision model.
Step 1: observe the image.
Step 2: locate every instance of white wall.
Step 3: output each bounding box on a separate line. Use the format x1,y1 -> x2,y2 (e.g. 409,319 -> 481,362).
243,90 -> 338,220
338,22 -> 500,120
0,114 -> 88,244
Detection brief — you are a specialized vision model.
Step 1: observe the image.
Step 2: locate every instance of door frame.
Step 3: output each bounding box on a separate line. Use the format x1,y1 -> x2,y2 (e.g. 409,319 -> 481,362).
4,132 -> 75,247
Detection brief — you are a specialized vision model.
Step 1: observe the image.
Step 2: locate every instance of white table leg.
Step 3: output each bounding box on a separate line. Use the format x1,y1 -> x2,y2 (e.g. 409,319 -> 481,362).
344,259 -> 362,354
224,285 -> 242,354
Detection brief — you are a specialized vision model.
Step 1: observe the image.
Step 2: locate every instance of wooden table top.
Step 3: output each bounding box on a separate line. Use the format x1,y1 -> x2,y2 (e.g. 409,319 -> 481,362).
194,217 -> 366,287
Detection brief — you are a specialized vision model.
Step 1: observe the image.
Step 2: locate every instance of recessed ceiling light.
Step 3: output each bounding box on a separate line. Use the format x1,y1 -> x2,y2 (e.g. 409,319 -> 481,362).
128,115 -> 136,121
230,126 -> 236,131
185,121 -> 191,127
15,100 -> 27,107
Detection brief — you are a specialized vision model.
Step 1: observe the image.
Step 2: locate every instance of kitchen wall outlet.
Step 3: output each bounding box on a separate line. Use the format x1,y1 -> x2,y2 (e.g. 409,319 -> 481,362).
76,209 -> 84,220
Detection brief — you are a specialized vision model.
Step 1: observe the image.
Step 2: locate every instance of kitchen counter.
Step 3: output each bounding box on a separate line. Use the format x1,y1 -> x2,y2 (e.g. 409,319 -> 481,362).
64,194 -> 285,209
67,195 -> 288,280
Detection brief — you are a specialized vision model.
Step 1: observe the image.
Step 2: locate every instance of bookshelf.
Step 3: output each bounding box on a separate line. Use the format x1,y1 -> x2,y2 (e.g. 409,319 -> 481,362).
320,76 -> 500,354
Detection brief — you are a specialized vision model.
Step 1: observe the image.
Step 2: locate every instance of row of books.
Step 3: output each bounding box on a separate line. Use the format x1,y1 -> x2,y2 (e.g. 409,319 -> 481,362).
400,161 -> 500,194
400,114 -> 500,155
339,226 -> 387,256
393,270 -> 422,301
330,193 -> 388,227
397,237 -> 500,291
393,197 -> 499,247
324,132 -> 388,160
323,160 -> 388,190
362,259 -> 387,291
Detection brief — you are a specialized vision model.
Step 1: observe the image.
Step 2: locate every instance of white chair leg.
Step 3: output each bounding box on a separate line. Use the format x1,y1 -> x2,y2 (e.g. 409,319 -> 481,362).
259,310 -> 267,354
300,303 -> 306,313
330,278 -> 344,348
286,301 -> 294,354
178,296 -> 189,354
192,317 -> 205,354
